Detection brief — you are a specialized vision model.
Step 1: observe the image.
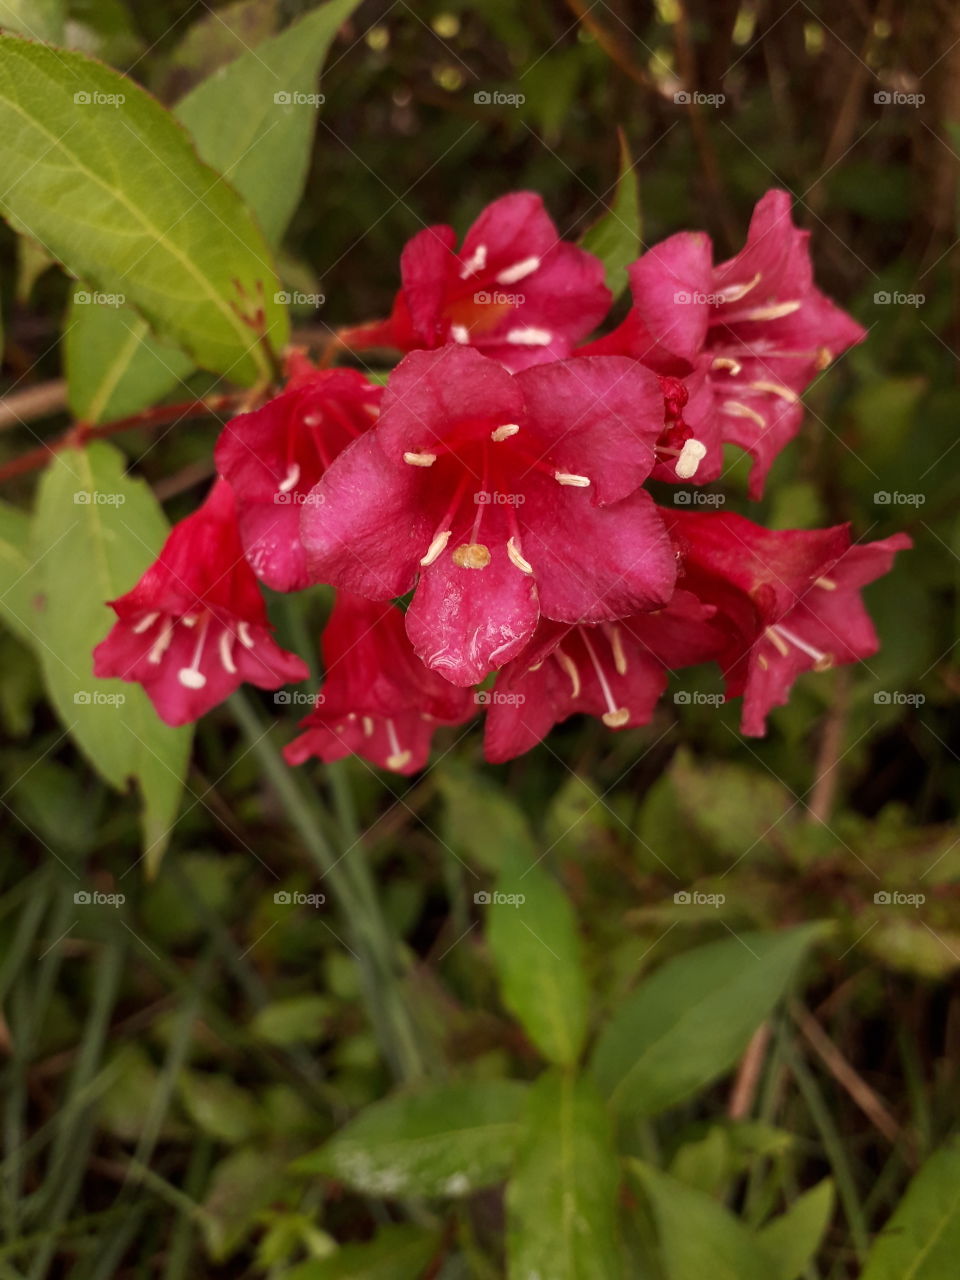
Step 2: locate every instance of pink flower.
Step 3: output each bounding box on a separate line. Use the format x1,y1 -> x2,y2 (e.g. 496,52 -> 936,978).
344,192 -> 611,373
93,480 -> 308,726
483,590 -> 726,762
666,507 -> 911,735
300,345 -> 677,687
284,592 -> 474,774
214,354 -> 382,591
582,190 -> 866,496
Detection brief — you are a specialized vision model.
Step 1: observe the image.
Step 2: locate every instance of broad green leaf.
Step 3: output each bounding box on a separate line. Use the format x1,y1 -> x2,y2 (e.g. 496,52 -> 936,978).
202,1144 -> 293,1260
580,129 -> 641,299
507,1072 -> 623,1280
591,925 -> 824,1119
65,303 -> 196,424
66,0 -> 355,422
861,1136 -> 960,1280
0,34 -> 286,385
250,995 -> 333,1046
0,0 -> 64,43
31,442 -> 191,868
439,763 -> 533,873
159,0 -> 280,101
176,0 -> 359,246
487,842 -> 589,1066
0,499 -> 35,646
295,1080 -> 528,1198
758,1179 -> 835,1280
630,1161 -> 771,1280
285,1225 -> 440,1280
178,1070 -> 263,1145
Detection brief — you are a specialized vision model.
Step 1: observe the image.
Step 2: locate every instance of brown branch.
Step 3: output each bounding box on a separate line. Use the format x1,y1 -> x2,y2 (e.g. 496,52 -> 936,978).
807,668 -> 851,825
0,379 -> 68,431
728,1020 -> 773,1119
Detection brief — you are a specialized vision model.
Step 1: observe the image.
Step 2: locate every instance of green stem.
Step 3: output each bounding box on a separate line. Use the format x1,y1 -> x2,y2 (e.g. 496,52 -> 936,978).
230,693 -> 426,1082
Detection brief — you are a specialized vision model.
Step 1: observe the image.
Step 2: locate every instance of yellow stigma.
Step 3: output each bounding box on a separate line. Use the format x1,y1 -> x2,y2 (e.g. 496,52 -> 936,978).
452,543 -> 491,569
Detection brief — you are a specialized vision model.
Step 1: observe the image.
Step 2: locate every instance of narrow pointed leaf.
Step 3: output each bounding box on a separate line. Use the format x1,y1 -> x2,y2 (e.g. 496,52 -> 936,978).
580,129 -> 641,298
861,1136 -> 960,1280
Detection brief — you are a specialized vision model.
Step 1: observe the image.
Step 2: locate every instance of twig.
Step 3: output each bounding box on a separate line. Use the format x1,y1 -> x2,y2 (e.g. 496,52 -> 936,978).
728,1021 -> 773,1119
807,668 -> 850,825
0,379 -> 67,431
789,998 -> 915,1160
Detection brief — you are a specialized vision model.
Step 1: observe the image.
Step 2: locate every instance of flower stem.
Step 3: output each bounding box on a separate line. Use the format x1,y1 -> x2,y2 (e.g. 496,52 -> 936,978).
229,692 -> 427,1082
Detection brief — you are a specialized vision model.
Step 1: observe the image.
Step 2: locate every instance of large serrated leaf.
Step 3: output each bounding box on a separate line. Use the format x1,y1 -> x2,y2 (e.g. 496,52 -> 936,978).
488,842 -> 589,1067
30,442 -> 191,867
506,1072 -> 623,1280
66,0 -> 357,423
295,1079 -> 528,1198
861,1136 -> 960,1280
0,33 -> 286,385
591,925 -> 824,1119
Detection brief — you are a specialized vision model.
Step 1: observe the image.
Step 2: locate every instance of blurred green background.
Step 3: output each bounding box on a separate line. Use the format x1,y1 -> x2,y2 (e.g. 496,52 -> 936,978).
0,1 -> 958,1276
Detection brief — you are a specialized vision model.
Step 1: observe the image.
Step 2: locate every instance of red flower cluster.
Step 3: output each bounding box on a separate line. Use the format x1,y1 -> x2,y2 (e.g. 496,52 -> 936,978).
94,190 -> 910,767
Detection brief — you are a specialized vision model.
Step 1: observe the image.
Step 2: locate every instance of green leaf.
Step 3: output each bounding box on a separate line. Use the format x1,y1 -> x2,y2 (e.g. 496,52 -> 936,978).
630,1161 -> 771,1280
65,302 -> 196,424
591,925 -> 824,1119
506,1072 -> 623,1280
202,1144 -> 293,1260
30,442 -> 191,868
0,499 -> 36,646
159,0 -> 280,101
295,1080 -> 528,1198
861,1136 -> 960,1280
65,0 -> 354,422
487,842 -> 589,1066
285,1225 -> 441,1280
250,995 -> 333,1046
439,763 -> 533,873
0,34 -> 286,385
758,1179 -> 835,1280
0,0 -> 64,43
178,1070 -> 263,1145
176,0 -> 359,246
580,129 -> 641,299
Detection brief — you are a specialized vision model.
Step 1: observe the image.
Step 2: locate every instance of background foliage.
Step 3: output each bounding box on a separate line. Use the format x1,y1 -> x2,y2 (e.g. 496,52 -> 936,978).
0,0 -> 958,1276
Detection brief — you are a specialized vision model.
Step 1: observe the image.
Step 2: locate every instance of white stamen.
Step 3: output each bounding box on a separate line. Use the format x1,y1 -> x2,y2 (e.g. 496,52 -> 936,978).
722,400 -> 766,428
496,255 -> 541,285
506,536 -> 533,575
733,300 -> 803,322
675,438 -> 707,479
303,412 -> 322,427
181,614 -> 198,628
451,324 -> 470,344
219,629 -> 237,674
362,716 -> 375,737
748,380 -> 800,404
178,616 -> 211,689
385,718 -> 412,771
491,423 -> 520,442
716,271 -> 762,303
420,530 -> 452,566
711,356 -> 742,375
580,627 -> 629,728
363,403 -> 381,418
554,646 -> 581,699
132,611 -> 159,634
403,451 -> 436,467
815,576 -> 837,591
237,622 -> 256,649
278,463 -> 300,493
147,619 -> 173,664
459,243 -> 487,277
605,624 -> 628,676
505,327 -> 552,346
769,623 -> 833,670
554,471 -> 591,487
